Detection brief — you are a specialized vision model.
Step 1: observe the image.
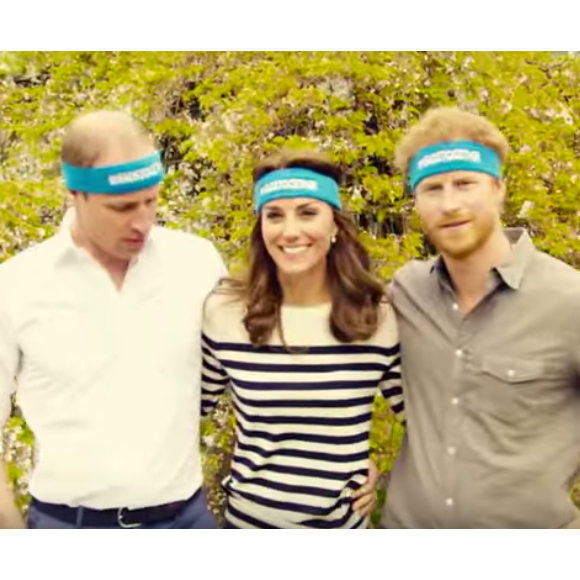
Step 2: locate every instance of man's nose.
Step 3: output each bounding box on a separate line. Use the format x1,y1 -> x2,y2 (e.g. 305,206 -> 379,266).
440,185 -> 462,213
131,206 -> 155,234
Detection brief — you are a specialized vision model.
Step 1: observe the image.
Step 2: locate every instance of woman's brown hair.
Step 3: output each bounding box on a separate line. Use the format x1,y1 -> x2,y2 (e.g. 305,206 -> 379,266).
217,148 -> 388,347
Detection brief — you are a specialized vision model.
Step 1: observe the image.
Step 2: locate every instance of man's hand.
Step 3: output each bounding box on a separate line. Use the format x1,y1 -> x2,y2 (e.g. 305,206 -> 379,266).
351,460 -> 380,518
0,509 -> 26,529
0,460 -> 26,529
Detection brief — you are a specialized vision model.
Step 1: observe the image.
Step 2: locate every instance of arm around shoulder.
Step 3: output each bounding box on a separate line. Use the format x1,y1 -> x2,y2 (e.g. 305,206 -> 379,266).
195,235 -> 229,290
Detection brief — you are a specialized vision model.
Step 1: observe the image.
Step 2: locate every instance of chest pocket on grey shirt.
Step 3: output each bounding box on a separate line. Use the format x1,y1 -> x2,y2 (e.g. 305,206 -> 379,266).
476,355 -> 547,422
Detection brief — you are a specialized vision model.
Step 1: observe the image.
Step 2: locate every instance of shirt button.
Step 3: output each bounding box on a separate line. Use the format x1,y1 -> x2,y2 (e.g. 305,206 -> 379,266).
451,397 -> 460,406
452,303 -> 459,311
507,369 -> 515,378
447,446 -> 457,456
455,349 -> 463,358
445,498 -> 454,507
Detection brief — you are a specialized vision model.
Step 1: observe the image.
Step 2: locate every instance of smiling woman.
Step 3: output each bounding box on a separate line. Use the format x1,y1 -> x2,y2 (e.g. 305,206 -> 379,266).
260,196 -> 337,306
230,149 -> 388,346
198,148 -> 405,529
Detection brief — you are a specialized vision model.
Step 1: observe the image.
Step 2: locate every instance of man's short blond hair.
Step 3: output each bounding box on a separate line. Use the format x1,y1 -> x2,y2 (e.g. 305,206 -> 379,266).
394,106 -> 509,180
60,110 -> 154,168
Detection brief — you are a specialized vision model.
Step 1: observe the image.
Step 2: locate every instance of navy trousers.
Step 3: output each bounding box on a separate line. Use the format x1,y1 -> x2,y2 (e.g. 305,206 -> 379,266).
27,489 -> 217,529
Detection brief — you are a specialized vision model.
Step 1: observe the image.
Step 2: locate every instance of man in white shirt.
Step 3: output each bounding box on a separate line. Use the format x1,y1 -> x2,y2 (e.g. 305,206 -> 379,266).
0,110 -> 227,528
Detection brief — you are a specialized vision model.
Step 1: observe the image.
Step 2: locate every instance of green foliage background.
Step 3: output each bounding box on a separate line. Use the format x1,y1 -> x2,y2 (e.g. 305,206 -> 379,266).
1,51 -> 580,525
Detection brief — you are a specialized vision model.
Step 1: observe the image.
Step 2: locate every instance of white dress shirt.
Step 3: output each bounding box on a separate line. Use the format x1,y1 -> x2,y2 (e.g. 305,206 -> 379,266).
0,213 -> 226,509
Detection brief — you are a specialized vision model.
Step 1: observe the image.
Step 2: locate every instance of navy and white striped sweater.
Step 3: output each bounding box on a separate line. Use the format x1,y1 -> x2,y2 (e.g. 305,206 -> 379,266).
201,293 -> 404,529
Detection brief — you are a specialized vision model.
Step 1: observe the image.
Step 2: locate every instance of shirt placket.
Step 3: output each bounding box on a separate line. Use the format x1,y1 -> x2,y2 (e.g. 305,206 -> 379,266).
74,249 -> 140,358
440,291 -> 465,527
438,274 -> 502,528
112,260 -> 144,364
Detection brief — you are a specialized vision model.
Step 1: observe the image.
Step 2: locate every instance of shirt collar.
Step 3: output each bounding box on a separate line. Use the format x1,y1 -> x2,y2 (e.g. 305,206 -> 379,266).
52,207 -> 80,263
53,207 -> 157,267
494,228 -> 536,289
430,227 -> 535,291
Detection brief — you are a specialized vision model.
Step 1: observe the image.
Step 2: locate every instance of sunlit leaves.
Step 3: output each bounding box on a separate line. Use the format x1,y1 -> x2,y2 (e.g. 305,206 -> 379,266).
3,51 -> 580,521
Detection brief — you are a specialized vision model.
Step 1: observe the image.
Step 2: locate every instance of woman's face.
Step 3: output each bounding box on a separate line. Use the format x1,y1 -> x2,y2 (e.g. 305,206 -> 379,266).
260,197 -> 337,283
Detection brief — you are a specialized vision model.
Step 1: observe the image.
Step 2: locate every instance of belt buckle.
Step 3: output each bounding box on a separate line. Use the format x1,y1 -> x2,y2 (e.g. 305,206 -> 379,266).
117,507 -> 142,529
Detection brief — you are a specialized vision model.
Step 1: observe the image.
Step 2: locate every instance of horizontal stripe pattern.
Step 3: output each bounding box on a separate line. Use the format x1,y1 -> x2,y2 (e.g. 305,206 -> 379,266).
201,297 -> 404,528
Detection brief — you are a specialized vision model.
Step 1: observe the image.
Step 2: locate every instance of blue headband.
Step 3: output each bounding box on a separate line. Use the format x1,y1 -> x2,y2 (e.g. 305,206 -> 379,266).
253,167 -> 341,213
61,151 -> 165,195
408,140 -> 501,192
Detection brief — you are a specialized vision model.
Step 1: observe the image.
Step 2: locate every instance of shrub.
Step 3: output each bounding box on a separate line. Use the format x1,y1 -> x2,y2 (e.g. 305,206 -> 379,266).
2,51 -> 580,524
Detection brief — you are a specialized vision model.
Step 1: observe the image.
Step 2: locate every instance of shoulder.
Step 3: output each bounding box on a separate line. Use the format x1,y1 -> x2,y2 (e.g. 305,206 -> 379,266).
373,300 -> 399,345
527,249 -> 580,300
153,226 -> 223,259
203,288 -> 243,317
0,237 -> 59,288
0,237 -> 62,317
202,286 -> 246,338
386,258 -> 435,305
151,226 -> 227,285
391,258 -> 434,287
532,249 -> 580,281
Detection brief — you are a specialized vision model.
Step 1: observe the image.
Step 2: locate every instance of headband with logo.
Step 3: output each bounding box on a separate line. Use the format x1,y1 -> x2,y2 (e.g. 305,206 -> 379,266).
253,167 -> 341,213
408,140 -> 501,192
61,151 -> 165,195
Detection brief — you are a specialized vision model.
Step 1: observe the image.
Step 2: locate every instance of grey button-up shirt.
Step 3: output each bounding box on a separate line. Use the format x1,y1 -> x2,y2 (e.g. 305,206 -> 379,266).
382,228 -> 580,528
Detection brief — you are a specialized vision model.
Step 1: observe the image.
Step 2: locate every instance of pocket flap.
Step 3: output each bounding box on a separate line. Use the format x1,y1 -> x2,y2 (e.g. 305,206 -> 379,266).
481,356 -> 544,383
